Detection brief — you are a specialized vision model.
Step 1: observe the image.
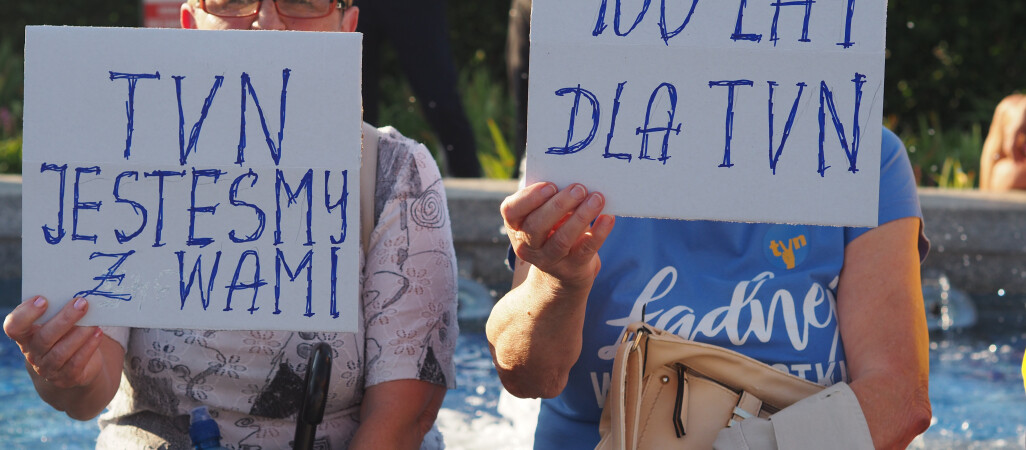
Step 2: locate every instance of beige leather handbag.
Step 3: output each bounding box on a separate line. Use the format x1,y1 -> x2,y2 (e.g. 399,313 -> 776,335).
595,322 -> 825,450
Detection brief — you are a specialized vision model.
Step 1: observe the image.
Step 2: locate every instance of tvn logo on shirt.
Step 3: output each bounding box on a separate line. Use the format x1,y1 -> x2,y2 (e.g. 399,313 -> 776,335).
764,225 -> 810,270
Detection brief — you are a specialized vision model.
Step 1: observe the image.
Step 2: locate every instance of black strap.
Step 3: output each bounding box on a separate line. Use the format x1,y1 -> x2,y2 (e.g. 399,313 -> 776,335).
673,363 -> 687,438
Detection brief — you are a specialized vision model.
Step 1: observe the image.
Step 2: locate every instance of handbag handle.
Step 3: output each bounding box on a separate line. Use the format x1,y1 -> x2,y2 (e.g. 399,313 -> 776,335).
597,323 -> 652,450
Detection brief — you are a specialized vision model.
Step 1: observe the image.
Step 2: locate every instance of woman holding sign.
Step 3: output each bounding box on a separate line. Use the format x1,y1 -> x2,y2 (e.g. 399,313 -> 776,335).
3,1 -> 459,448
488,127 -> 931,449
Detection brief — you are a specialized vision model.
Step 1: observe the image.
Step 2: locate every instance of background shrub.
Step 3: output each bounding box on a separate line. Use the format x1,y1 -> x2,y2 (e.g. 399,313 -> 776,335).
3,1 -> 1026,184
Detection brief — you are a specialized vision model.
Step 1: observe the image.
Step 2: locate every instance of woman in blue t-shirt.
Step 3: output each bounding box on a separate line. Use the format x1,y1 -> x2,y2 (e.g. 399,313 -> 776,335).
487,128 -> 931,449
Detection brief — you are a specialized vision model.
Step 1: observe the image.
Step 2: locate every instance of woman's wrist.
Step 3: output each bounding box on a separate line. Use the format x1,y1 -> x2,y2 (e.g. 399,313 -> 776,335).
525,263 -> 597,301
28,338 -> 123,421
29,364 -> 102,419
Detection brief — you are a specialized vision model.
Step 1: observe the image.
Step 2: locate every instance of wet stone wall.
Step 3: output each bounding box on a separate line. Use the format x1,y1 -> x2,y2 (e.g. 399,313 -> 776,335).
1,179 -> 1024,309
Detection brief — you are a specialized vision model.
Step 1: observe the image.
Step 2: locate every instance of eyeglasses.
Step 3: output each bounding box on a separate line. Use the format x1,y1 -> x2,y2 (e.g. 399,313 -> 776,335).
199,0 -> 350,19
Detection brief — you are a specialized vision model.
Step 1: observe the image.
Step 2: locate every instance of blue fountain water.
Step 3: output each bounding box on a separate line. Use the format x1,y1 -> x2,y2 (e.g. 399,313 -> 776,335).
2,293 -> 1025,448
923,271 -> 979,331
0,330 -> 100,448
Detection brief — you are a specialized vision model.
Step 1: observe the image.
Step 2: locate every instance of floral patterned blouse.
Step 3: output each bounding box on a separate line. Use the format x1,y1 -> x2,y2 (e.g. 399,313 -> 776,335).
97,126 -> 459,449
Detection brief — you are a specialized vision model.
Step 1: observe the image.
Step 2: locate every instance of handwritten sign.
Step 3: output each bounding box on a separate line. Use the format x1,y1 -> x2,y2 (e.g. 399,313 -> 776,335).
526,1 -> 886,226
22,27 -> 362,332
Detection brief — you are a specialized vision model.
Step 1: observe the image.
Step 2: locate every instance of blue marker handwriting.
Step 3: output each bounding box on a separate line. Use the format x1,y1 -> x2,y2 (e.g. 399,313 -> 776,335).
547,74 -> 866,176
110,69 -> 291,166
37,165 -> 349,249
35,66 -> 354,320
590,0 -> 860,48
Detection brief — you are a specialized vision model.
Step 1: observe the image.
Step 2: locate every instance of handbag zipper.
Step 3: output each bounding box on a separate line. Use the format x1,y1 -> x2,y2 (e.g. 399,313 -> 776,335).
670,363 -> 783,425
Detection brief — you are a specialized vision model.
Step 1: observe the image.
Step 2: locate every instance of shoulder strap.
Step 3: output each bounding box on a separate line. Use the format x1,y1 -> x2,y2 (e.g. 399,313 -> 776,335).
360,122 -> 379,254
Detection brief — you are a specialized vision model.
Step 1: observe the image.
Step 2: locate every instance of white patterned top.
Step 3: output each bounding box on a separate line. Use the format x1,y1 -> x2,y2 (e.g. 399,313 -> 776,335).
97,126 -> 459,449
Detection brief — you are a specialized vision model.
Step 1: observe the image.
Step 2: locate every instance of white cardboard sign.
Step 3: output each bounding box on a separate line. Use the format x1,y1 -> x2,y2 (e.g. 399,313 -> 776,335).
526,1 -> 886,226
22,27 -> 363,332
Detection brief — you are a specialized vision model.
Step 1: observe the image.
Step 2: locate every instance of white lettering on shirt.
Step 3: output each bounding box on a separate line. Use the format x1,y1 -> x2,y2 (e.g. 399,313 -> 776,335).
598,267 -> 841,367
590,371 -> 611,407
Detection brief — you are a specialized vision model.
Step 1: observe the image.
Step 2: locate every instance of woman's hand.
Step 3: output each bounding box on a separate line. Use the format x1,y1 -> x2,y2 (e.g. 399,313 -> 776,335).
488,182 -> 615,398
5,297 -> 104,389
3,296 -> 124,420
501,182 -> 614,288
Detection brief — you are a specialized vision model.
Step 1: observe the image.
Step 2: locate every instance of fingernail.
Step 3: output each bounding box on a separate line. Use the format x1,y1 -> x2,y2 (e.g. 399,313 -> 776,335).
541,184 -> 557,197
74,298 -> 87,311
587,193 -> 603,209
570,184 -> 586,200
33,297 -> 46,308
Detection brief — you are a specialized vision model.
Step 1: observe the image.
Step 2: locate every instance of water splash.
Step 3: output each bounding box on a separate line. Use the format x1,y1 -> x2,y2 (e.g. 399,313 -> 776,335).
923,271 -> 978,331
457,277 -> 495,332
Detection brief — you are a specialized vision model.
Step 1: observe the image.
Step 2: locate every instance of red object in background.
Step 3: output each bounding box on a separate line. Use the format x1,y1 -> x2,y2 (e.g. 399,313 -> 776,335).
143,0 -> 182,28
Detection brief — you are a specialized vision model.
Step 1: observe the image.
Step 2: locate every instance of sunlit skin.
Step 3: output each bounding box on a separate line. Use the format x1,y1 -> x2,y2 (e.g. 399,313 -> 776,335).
180,0 -> 358,32
488,180 -> 931,449
981,94 -> 1026,191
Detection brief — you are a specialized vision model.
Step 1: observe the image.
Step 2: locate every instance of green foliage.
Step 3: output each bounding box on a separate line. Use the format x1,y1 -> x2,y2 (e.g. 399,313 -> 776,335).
937,157 -> 974,189
0,1 -> 139,175
482,118 -> 516,179
886,2 -> 1026,134
883,2 -> 1026,189
445,1 -> 511,82
898,115 -> 983,188
460,54 -> 516,179
0,136 -> 21,174
376,50 -> 516,179
376,72 -> 441,153
371,2 -> 515,178
0,3 -> 140,53
2,1 -> 1019,185
0,39 -> 23,174
0,40 -> 23,142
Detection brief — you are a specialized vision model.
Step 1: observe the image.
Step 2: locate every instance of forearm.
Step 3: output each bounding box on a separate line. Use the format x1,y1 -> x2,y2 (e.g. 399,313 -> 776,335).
490,181 -> 613,398
837,217 -> 932,448
351,380 -> 444,450
848,353 -> 931,448
843,279 -> 932,448
350,416 -> 428,450
486,265 -> 592,398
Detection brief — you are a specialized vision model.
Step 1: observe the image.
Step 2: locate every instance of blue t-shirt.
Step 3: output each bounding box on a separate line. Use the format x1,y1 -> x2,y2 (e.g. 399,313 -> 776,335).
532,128 -> 926,449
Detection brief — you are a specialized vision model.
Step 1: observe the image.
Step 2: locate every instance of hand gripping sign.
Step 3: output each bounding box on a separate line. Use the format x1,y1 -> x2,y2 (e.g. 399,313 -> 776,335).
525,0 -> 886,227
22,27 -> 362,332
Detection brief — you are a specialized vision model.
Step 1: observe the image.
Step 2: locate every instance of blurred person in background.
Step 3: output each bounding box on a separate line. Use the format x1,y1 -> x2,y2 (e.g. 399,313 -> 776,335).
507,0 -> 531,178
355,0 -> 482,178
980,93 -> 1026,191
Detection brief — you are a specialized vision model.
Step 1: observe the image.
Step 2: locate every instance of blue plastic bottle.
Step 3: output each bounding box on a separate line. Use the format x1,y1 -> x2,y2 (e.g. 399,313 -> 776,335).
189,406 -> 230,450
